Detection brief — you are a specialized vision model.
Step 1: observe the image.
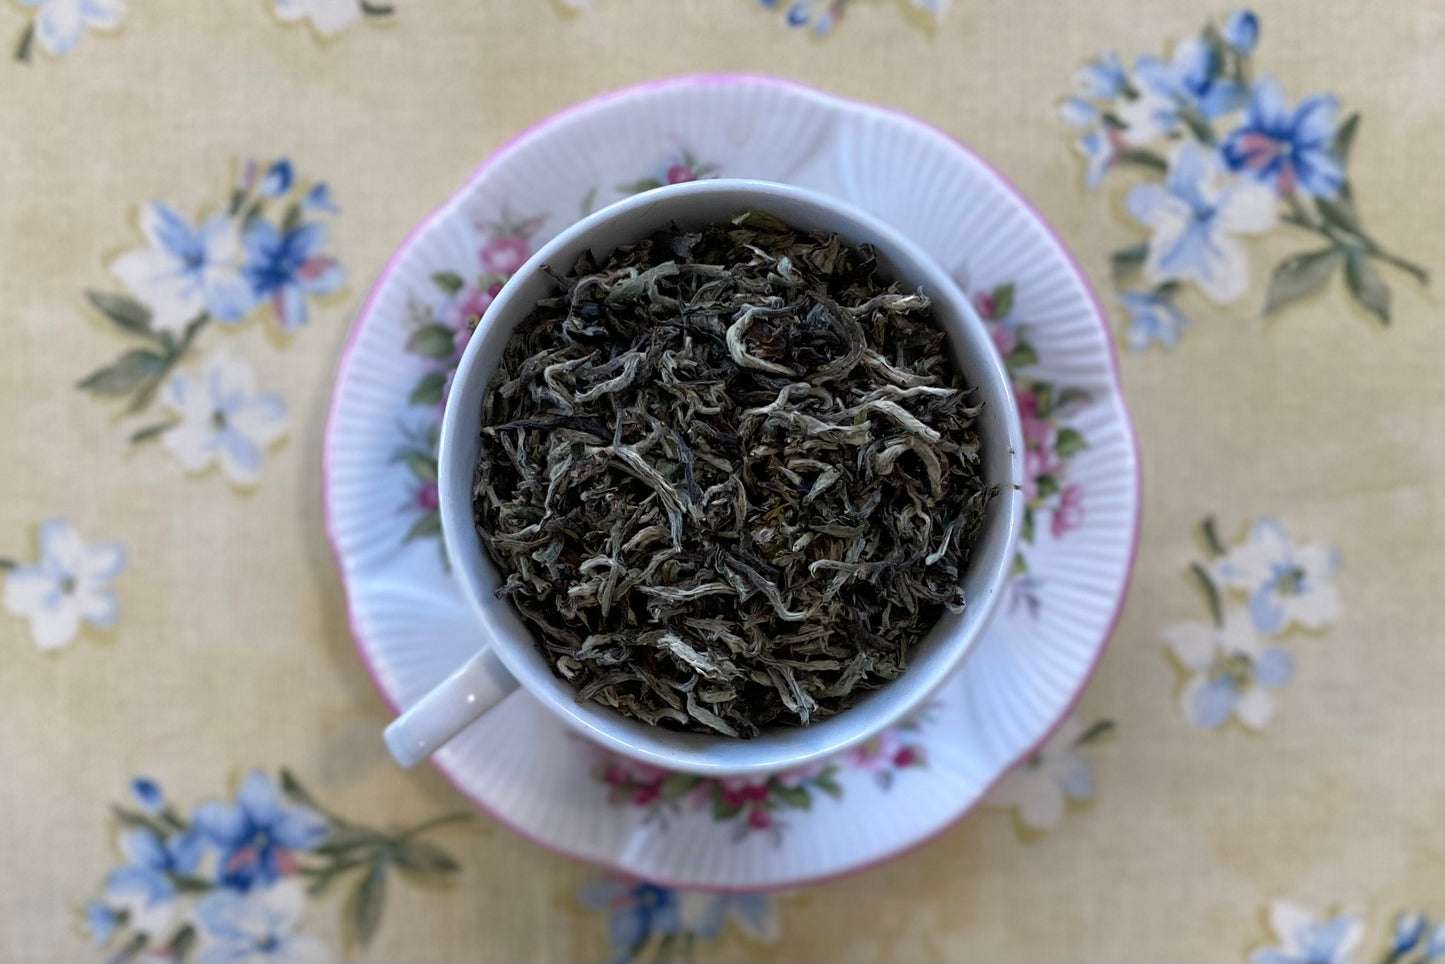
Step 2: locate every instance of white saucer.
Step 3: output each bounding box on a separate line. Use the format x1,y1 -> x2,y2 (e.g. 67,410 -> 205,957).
322,74 -> 1140,891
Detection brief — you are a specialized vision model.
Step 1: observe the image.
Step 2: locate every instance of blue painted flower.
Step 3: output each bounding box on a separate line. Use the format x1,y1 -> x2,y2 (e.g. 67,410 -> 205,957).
83,900 -> 120,947
1073,127 -> 1122,190
1223,10 -> 1260,54
301,182 -> 337,213
131,777 -> 164,813
100,827 -> 204,939
1214,518 -> 1341,635
258,160 -> 294,198
1127,143 -> 1276,303
1393,913 -> 1429,959
2,518 -> 126,651
1163,611 -> 1293,730
1120,36 -> 1245,143
111,202 -> 255,334
1074,52 -> 1129,100
1252,902 -> 1362,964
784,1 -> 811,27
194,880 -> 326,964
1428,921 -> 1445,960
191,770 -> 328,893
242,220 -> 346,331
1222,77 -> 1344,198
17,0 -> 127,57
678,892 -> 779,943
1121,290 -> 1190,351
579,879 -> 683,963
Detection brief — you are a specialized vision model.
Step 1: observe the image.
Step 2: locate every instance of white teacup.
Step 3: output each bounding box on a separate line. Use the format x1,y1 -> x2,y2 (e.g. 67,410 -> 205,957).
384,179 -> 1023,776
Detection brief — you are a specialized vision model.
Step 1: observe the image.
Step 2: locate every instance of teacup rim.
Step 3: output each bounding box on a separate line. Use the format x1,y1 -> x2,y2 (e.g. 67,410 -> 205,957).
438,177 -> 1024,775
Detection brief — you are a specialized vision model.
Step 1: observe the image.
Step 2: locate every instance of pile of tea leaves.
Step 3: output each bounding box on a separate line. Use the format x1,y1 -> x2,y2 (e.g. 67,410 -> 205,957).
474,211 -> 993,737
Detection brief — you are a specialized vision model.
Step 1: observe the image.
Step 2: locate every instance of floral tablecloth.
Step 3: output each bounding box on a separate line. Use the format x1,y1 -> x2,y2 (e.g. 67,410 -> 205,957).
3,2 -> 1443,962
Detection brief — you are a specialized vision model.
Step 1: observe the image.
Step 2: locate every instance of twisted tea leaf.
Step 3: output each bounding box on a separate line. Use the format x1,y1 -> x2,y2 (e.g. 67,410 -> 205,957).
474,211 -> 994,736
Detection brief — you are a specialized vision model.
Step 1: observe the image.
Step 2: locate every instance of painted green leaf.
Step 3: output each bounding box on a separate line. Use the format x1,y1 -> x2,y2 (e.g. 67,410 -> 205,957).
312,825 -> 385,858
279,768 -> 327,814
409,372 -> 447,406
711,786 -> 743,820
403,452 -> 438,483
1005,342 -> 1038,369
86,291 -> 158,340
406,325 -> 456,359
166,924 -> 197,959
1033,384 -> 1055,418
814,769 -> 844,799
991,282 -> 1015,321
110,804 -> 169,837
1074,719 -> 1115,746
348,857 -> 389,948
404,513 -> 442,542
1200,516 -> 1226,558
360,0 -> 395,14
1345,250 -> 1390,324
281,204 -> 302,235
1177,106 -> 1217,146
390,839 -> 459,874
1004,343 -> 1038,369
1115,149 -> 1168,173
1110,244 -> 1149,282
168,874 -> 212,894
1190,562 -> 1224,629
14,21 -> 34,63
659,772 -> 698,800
1021,507 -> 1035,543
431,271 -> 465,296
1332,113 -> 1360,166
1035,474 -> 1060,500
579,187 -> 598,218
1264,248 -> 1341,315
1054,426 -> 1087,458
76,350 -> 168,396
617,177 -> 664,195
129,422 -> 174,445
1315,195 -> 1359,235
1009,551 -> 1028,576
772,784 -> 811,810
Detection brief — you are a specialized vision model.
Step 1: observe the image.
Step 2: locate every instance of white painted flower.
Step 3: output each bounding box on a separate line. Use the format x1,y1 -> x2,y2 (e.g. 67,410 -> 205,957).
17,0 -> 126,56
1126,142 -> 1277,303
194,880 -> 329,964
2,519 -> 125,650
111,202 -> 253,335
1164,610 -> 1293,730
1252,902 -> 1364,964
1215,518 -> 1341,635
274,0 -> 364,37
988,716 -> 1095,829
161,352 -> 288,487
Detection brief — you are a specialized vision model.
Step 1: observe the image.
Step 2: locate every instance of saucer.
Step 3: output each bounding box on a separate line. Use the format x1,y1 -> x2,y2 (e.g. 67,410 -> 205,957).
322,74 -> 1141,891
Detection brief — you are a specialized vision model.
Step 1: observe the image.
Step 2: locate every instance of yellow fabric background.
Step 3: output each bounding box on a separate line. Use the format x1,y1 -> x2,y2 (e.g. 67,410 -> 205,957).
2,1 -> 1443,961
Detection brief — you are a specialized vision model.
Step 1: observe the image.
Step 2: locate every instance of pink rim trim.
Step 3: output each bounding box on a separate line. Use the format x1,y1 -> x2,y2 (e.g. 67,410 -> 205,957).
320,72 -> 1143,894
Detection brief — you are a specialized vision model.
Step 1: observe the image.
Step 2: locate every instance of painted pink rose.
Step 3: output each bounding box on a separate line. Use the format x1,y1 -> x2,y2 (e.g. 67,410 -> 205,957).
1051,483 -> 1086,538
415,481 -> 439,512
892,745 -> 922,768
972,290 -> 997,320
666,164 -> 697,185
1016,390 -> 1056,451
1023,446 -> 1058,503
630,782 -> 663,806
846,729 -> 903,773
746,807 -> 773,830
987,321 -> 1018,359
479,236 -> 530,276
775,761 -> 826,789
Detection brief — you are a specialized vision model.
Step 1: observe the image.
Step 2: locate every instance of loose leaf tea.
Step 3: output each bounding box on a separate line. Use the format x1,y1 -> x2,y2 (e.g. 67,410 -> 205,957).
474,210 -> 993,737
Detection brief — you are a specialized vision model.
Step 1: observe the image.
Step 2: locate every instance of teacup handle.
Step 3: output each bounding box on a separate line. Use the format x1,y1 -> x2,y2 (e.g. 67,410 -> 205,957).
383,648 -> 517,768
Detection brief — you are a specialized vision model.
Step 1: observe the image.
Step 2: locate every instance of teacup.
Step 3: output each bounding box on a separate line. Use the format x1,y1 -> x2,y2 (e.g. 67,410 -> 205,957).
384,179 -> 1023,776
